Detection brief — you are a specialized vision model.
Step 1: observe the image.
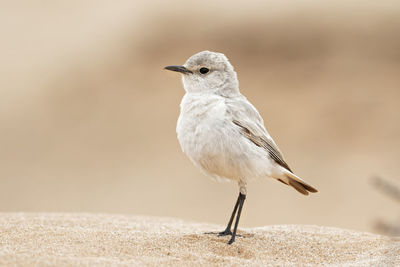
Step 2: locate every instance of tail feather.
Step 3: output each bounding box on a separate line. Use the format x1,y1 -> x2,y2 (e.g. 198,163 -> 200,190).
288,179 -> 309,195
278,172 -> 318,195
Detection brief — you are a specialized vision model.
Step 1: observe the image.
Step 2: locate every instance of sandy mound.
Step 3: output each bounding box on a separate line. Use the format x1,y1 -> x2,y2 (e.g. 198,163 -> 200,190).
0,213 -> 398,266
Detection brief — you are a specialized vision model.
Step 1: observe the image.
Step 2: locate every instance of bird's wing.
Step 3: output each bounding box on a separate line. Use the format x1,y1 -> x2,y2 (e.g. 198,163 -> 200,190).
226,96 -> 293,173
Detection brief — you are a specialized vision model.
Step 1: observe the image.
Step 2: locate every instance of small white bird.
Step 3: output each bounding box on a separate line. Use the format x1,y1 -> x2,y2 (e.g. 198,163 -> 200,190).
165,51 -> 317,244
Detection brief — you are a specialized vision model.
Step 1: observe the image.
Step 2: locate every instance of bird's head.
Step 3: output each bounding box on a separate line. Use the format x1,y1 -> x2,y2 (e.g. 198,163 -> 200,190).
165,51 -> 239,96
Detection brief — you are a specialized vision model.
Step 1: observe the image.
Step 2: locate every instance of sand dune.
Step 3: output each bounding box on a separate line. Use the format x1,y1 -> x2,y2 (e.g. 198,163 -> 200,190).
0,213 -> 398,266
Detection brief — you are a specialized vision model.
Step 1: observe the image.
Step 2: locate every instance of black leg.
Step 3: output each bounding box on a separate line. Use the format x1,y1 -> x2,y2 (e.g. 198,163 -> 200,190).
228,193 -> 246,244
218,193 -> 241,236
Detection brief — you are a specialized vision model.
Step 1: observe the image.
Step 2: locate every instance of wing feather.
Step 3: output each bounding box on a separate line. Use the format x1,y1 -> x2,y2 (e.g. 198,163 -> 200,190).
232,120 -> 293,172
226,96 -> 292,173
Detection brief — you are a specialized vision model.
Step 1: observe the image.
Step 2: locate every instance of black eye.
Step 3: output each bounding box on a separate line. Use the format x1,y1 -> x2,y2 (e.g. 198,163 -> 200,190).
199,67 -> 209,74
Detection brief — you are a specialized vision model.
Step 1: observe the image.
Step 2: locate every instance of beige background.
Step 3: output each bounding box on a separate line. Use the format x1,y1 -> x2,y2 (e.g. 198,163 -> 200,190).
1,1 -> 399,233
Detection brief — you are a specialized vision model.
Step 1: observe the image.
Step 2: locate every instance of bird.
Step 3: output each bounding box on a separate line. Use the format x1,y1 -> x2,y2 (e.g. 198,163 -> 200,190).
164,51 -> 317,244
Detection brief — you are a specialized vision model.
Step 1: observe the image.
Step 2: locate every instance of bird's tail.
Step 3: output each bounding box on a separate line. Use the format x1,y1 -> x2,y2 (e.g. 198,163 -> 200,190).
277,171 -> 318,196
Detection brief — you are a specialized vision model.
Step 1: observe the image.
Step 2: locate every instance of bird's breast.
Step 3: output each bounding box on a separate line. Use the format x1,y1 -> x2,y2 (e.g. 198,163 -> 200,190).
176,93 -> 249,180
177,94 -> 228,154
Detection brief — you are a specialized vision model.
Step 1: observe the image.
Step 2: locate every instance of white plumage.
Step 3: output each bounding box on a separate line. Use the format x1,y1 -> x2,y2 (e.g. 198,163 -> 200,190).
166,51 -> 317,244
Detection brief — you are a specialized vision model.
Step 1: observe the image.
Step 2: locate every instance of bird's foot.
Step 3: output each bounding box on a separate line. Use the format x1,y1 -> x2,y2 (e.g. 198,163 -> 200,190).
218,229 -> 233,237
227,236 -> 235,245
204,229 -> 233,236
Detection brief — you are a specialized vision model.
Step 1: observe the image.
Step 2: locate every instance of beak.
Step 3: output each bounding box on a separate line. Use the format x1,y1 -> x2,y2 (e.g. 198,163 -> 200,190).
164,65 -> 193,74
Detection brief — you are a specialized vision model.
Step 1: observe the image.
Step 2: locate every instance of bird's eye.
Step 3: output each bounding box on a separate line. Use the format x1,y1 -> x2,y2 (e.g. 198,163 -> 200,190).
199,67 -> 209,74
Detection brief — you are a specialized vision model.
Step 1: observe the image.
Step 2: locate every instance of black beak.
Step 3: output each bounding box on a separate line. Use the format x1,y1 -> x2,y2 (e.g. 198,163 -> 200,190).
164,65 -> 193,74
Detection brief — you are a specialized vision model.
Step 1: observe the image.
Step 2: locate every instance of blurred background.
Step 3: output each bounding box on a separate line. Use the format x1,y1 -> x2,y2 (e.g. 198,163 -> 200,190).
1,0 -> 399,234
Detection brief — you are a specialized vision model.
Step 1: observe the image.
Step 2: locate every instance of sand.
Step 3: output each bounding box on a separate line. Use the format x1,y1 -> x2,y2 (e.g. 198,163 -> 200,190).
0,213 -> 398,266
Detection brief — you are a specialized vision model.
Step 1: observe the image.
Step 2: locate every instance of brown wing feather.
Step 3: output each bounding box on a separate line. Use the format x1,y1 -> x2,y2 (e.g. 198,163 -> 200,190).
232,120 -> 293,172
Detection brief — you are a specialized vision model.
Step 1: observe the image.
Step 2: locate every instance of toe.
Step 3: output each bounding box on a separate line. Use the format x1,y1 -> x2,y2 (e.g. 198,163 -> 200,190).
218,230 -> 233,236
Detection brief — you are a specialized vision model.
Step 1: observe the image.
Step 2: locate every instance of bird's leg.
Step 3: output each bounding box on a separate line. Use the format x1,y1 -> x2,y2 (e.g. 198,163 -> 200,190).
218,193 -> 241,236
228,193 -> 246,245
